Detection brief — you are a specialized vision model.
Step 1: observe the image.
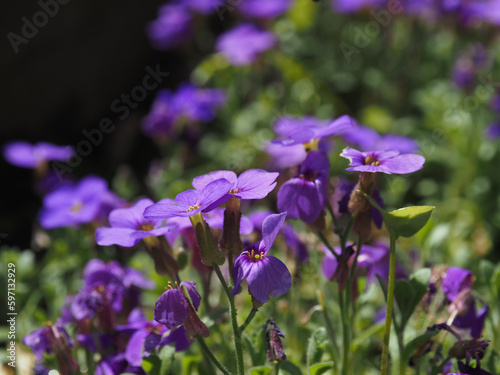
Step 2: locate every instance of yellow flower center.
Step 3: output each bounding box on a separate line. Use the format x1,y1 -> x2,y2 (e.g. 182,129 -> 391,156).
229,188 -> 241,194
248,249 -> 265,262
138,223 -> 154,231
187,204 -> 200,212
71,202 -> 83,213
364,155 -> 380,166
303,138 -> 319,152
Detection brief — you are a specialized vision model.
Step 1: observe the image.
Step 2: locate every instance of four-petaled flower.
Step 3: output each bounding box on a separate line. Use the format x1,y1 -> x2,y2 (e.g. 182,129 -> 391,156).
3,141 -> 73,169
95,198 -> 173,247
231,212 -> 291,303
340,147 -> 425,174
143,179 -> 233,219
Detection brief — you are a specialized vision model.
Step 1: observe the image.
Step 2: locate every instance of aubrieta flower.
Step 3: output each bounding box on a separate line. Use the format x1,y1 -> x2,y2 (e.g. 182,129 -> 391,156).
216,24 -> 276,66
341,147 -> 425,174
95,198 -> 173,247
3,141 -> 73,168
277,151 -> 330,223
142,84 -> 226,138
154,281 -> 209,341
485,123 -> 500,139
273,115 -> 355,149
239,0 -> 293,18
442,267 -> 488,339
192,169 -> 279,201
147,4 -> 192,50
231,212 -> 291,303
341,124 -> 419,153
144,178 -> 233,220
330,0 -> 385,13
39,176 -> 123,229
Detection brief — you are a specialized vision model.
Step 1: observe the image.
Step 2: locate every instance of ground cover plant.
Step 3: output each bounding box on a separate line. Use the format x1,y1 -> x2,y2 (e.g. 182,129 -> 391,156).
2,0 -> 500,374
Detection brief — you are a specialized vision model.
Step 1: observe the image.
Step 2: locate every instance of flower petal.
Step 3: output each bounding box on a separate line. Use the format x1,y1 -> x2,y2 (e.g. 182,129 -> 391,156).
277,178 -> 322,223
95,227 -> 142,247
230,253 -> 253,296
378,154 -> 425,174
261,212 -> 287,254
235,169 -> 279,200
180,281 -> 201,310
125,329 -> 150,366
109,198 -> 155,229
246,256 -> 291,303
154,289 -> 189,329
192,170 -> 237,190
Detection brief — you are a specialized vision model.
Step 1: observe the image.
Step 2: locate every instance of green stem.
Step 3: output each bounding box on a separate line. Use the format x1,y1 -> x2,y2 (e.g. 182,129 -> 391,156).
213,264 -> 244,375
239,307 -> 258,334
339,288 -> 350,375
274,360 -> 281,375
317,231 -> 340,261
381,233 -> 397,375
196,336 -> 231,375
321,304 -> 340,368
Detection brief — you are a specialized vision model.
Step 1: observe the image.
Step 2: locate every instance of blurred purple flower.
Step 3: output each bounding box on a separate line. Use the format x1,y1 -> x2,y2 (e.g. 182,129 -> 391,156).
203,207 -> 254,234
216,24 -> 276,66
239,0 -> 293,18
452,44 -> 490,89
144,178 -> 233,219
331,0 -> 385,13
273,115 -> 355,148
231,212 -> 291,303
277,151 -> 330,223
147,4 -> 192,50
485,123 -> 500,139
3,141 -> 73,168
39,176 -> 122,229
95,198 -> 173,247
142,84 -> 226,138
341,147 -> 425,174
342,124 -> 419,153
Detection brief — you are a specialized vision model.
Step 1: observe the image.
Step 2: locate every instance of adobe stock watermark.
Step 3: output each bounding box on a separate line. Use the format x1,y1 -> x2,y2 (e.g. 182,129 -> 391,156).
7,0 -> 72,54
443,74 -> 500,128
340,0 -> 408,63
51,64 -> 169,181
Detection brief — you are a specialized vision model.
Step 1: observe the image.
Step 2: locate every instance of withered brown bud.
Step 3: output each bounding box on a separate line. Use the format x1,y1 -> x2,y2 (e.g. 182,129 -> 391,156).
266,318 -> 286,362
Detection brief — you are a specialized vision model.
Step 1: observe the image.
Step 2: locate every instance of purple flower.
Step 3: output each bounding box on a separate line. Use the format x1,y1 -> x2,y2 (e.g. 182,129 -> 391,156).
485,123 -> 500,139
95,198 -> 173,247
39,176 -> 122,229
3,141 -> 73,168
452,44 -> 491,89
147,4 -> 192,50
23,323 -> 76,370
144,178 -> 233,219
239,0 -> 293,18
142,84 -> 226,138
273,115 -> 355,148
216,24 -> 276,66
330,0 -> 385,13
231,212 -> 291,303
341,124 -> 419,153
264,141 -> 307,169
277,151 -> 330,223
192,169 -> 279,201
341,147 -> 425,174
185,0 -> 217,14
442,266 -> 473,302
154,281 -> 201,329
321,241 -> 395,287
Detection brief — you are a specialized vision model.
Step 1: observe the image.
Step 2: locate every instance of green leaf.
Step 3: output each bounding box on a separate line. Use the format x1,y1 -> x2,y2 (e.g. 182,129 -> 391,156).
142,355 -> 162,375
307,327 -> 328,366
308,361 -> 334,375
280,360 -> 303,375
493,266 -> 500,298
249,366 -> 273,375
376,274 -> 388,301
401,330 -> 439,365
394,269 -> 430,331
362,193 -> 434,238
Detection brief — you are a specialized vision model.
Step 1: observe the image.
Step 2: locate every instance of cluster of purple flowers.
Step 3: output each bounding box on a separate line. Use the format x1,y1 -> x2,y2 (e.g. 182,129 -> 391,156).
330,0 -> 500,26
23,259 -> 190,375
147,0 -> 292,52
142,83 -> 226,139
